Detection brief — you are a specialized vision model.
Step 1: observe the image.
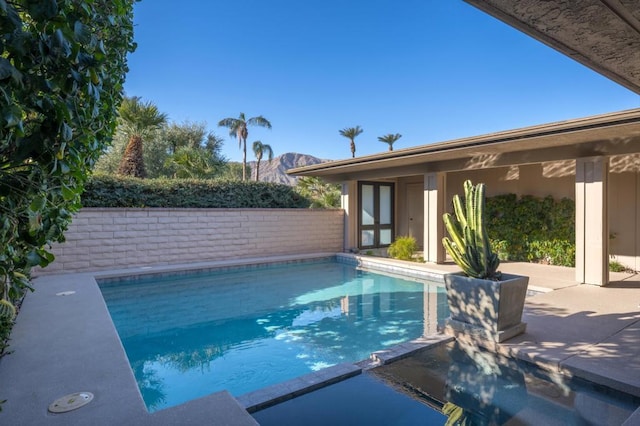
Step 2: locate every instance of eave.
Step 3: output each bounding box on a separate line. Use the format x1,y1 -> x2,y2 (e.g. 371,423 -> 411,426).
288,108 -> 640,182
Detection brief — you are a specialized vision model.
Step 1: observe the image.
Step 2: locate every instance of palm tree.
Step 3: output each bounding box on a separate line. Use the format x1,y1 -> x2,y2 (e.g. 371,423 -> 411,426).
117,96 -> 167,178
218,113 -> 271,181
377,133 -> 402,151
167,146 -> 223,179
339,126 -> 363,158
252,141 -> 273,182
296,176 -> 341,208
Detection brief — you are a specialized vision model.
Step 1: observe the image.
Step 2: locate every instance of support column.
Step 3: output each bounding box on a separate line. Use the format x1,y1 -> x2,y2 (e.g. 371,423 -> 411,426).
341,181 -> 358,252
424,173 -> 446,263
576,157 -> 609,285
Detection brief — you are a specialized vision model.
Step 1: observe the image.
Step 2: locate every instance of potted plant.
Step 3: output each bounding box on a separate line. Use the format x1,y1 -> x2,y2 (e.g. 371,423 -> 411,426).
442,180 -> 529,343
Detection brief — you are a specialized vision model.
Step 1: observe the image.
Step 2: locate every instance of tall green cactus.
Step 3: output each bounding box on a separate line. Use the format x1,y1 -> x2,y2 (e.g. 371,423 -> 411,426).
442,180 -> 501,279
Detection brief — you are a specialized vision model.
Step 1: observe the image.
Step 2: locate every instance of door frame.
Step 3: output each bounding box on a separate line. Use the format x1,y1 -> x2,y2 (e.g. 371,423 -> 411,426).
358,181 -> 395,249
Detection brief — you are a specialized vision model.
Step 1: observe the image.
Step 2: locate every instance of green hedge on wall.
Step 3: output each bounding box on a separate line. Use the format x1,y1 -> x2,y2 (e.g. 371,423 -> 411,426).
486,194 -> 575,266
82,174 -> 311,208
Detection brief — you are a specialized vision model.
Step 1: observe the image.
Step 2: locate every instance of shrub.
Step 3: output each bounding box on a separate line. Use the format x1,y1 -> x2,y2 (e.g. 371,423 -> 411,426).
486,194 -> 575,267
388,236 -> 419,261
609,260 -> 632,273
82,174 -> 311,208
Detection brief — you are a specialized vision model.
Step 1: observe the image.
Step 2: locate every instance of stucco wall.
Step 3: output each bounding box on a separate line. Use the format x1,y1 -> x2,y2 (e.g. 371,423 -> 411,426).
39,208 -> 345,274
446,161 -> 576,201
609,165 -> 640,271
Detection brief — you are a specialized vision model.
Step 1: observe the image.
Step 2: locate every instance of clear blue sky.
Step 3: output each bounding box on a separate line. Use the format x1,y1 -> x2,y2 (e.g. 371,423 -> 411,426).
124,0 -> 640,162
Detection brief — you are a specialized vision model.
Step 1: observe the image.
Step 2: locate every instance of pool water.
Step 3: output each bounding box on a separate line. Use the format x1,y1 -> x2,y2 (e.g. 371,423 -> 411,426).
253,373 -> 447,426
370,341 -> 640,425
255,341 -> 640,425
99,259 -> 448,412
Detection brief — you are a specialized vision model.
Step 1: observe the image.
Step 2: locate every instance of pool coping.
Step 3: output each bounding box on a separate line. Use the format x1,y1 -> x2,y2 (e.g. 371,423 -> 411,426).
0,253 -> 449,425
236,335 -> 455,413
2,253 -> 640,424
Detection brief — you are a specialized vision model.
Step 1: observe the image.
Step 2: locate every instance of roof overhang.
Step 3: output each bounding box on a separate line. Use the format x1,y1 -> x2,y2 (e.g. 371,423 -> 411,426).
288,109 -> 640,182
464,0 -> 640,94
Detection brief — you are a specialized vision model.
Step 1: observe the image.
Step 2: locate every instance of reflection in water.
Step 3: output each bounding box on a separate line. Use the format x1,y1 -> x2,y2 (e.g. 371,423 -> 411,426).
101,261 -> 448,412
443,342 -> 527,425
371,341 -> 640,426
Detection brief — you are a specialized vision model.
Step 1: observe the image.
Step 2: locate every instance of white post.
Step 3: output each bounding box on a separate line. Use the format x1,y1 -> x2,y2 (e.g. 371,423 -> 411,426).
424,173 -> 446,263
575,157 -> 609,285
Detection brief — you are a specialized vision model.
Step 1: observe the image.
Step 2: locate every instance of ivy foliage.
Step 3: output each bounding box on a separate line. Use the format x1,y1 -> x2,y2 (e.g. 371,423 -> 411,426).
82,174 -> 312,208
486,194 -> 575,266
0,0 -> 135,315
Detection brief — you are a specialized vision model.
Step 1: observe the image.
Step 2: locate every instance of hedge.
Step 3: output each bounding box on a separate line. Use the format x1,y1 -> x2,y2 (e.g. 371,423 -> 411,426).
486,194 -> 575,266
82,174 -> 311,208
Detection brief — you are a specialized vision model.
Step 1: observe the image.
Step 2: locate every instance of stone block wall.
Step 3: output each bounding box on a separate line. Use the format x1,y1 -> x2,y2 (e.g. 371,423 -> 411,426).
39,208 -> 344,274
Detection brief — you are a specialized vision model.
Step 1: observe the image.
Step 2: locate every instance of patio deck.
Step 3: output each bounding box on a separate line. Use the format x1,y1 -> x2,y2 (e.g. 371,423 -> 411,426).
0,255 -> 639,425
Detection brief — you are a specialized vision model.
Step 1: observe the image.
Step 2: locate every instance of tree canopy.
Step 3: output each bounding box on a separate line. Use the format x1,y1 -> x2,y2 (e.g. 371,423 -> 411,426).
218,113 -> 271,181
296,177 -> 341,208
117,96 -> 168,178
377,133 -> 402,151
339,126 -> 363,158
252,140 -> 273,182
95,120 -> 229,179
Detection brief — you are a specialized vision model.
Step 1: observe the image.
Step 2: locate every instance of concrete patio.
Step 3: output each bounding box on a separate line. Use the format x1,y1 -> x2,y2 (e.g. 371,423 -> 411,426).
0,256 -> 639,425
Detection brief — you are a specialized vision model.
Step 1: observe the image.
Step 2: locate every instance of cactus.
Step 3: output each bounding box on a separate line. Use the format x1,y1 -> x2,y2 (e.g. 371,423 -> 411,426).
442,180 -> 501,279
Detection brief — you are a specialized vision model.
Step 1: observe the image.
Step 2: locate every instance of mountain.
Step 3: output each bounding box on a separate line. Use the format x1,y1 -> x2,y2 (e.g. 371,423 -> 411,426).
248,152 -> 328,185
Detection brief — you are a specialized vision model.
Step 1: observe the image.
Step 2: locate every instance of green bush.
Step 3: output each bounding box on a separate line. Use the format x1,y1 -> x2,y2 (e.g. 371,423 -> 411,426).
1,0 -> 135,359
388,236 -> 418,261
486,194 -> 575,266
82,174 -> 311,208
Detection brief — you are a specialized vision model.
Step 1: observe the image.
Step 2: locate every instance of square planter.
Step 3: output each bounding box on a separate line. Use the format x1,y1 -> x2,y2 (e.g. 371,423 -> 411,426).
444,272 -> 529,343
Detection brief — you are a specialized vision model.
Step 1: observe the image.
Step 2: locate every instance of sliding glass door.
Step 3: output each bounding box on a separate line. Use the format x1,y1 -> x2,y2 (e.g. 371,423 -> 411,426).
359,182 -> 394,248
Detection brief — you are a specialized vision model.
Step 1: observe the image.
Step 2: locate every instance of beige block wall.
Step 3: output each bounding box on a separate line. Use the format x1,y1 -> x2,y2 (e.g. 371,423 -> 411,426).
39,208 -> 344,274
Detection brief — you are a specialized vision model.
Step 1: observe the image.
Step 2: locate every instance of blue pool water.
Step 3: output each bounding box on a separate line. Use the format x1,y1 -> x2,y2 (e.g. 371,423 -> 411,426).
253,341 -> 640,425
99,259 -> 448,412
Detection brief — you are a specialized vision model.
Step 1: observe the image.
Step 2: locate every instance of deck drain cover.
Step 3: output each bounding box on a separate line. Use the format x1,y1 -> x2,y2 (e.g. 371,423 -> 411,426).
48,392 -> 94,413
56,291 -> 76,296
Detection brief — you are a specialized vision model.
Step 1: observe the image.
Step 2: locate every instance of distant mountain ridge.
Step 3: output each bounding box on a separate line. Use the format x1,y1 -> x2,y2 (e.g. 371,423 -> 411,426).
248,152 -> 328,185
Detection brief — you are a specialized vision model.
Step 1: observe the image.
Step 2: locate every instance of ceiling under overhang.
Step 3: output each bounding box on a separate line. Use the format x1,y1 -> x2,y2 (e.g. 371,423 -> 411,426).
464,0 -> 640,94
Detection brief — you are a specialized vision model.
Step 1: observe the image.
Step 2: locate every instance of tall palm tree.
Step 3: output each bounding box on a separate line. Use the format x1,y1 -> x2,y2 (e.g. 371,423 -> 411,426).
117,96 -> 167,178
339,126 -> 363,158
252,140 -> 273,182
218,113 -> 271,181
377,133 -> 402,151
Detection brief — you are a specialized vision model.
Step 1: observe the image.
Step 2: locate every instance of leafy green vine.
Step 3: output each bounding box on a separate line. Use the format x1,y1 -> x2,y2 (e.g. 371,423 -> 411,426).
0,0 -> 135,339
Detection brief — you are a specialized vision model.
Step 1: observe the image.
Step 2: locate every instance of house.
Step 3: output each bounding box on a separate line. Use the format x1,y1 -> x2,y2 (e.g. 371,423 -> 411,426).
289,0 -> 640,286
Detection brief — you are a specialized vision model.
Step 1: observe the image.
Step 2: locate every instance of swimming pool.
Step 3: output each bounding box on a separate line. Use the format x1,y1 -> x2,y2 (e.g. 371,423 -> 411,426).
254,341 -> 640,425
99,258 -> 448,412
